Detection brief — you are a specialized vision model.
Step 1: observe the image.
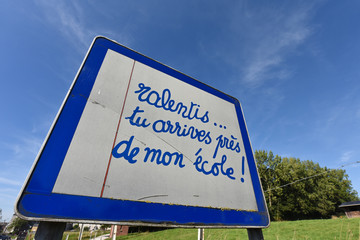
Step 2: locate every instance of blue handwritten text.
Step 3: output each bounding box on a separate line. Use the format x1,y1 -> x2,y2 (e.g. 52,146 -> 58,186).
134,83 -> 210,123
112,135 -> 185,168
193,148 -> 235,180
213,134 -> 241,159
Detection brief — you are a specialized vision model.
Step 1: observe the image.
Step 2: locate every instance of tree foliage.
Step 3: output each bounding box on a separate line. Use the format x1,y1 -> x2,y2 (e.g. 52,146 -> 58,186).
255,150 -> 359,220
8,217 -> 31,234
100,224 -> 111,230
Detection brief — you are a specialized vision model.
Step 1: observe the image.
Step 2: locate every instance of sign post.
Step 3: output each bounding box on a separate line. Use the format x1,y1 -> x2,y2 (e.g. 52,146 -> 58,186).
248,228 -> 265,240
198,228 -> 204,240
16,37 -> 269,235
34,222 -> 66,240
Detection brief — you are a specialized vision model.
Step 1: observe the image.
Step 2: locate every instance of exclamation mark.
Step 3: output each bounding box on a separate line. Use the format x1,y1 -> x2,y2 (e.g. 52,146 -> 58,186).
241,156 -> 245,183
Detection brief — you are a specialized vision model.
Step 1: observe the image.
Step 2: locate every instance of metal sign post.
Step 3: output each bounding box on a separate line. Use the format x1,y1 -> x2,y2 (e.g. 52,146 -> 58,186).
248,228 -> 264,240
198,228 -> 204,240
78,224 -> 84,240
16,36 -> 269,230
34,222 -> 66,240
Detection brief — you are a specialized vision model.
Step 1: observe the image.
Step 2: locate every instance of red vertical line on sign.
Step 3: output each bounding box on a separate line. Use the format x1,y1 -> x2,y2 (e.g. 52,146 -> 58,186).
100,60 -> 136,198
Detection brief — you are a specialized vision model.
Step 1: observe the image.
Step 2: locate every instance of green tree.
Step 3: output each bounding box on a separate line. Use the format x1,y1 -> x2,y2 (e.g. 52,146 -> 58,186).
8,217 -> 31,234
255,150 -> 359,220
100,224 -> 110,230
255,150 -> 282,220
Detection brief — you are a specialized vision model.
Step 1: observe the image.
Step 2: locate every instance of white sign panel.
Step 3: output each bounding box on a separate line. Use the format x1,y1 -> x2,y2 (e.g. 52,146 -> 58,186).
16,37 -> 269,228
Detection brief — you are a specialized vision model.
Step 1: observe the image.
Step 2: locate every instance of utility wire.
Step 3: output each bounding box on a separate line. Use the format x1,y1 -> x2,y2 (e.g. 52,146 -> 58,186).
264,160 -> 360,192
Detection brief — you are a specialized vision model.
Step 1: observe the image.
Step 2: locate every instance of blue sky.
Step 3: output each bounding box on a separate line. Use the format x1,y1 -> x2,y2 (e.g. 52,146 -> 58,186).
1,0 -> 360,221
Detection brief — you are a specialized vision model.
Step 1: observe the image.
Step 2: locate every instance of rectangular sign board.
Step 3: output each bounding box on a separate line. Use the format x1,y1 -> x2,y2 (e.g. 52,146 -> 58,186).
16,37 -> 269,228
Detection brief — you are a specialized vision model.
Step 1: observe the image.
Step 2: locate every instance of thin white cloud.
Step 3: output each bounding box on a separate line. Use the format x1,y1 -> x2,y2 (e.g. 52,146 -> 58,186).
33,0 -> 96,52
0,188 -> 19,194
2,135 -> 43,162
0,177 -> 23,187
34,0 -> 132,53
240,4 -> 314,88
31,119 -> 52,135
356,108 -> 360,119
314,86 -> 360,136
340,151 -> 354,163
198,2 -> 318,131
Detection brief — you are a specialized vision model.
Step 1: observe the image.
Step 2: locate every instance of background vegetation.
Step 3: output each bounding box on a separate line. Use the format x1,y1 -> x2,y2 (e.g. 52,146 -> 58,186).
255,150 -> 359,220
9,150 -> 360,239
114,218 -> 360,240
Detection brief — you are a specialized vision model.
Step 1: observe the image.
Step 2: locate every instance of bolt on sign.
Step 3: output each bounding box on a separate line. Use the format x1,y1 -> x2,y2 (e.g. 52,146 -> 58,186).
16,37 -> 269,228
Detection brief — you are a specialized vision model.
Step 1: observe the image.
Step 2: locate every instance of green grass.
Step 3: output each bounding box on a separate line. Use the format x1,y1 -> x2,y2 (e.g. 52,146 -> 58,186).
114,218 -> 360,240
61,230 -> 110,240
25,230 -> 109,240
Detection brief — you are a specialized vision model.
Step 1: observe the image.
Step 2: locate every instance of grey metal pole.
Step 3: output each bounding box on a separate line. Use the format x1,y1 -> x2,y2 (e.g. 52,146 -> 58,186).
34,221 -> 66,240
197,228 -> 204,240
247,228 -> 264,240
112,225 -> 117,240
78,224 -> 84,240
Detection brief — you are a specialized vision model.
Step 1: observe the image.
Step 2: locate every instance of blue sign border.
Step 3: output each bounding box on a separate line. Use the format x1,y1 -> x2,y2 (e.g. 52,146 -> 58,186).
16,37 -> 269,228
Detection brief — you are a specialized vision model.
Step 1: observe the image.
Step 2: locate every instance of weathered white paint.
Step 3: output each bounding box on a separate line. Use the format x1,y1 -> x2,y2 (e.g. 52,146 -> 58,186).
53,49 -> 257,211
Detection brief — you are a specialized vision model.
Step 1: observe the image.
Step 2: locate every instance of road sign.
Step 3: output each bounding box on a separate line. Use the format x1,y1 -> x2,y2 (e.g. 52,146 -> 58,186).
16,36 -> 269,228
